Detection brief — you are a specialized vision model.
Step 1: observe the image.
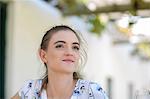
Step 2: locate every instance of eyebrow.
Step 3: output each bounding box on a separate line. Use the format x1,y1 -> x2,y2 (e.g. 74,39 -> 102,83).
54,40 -> 80,45
54,41 -> 65,44
72,42 -> 80,46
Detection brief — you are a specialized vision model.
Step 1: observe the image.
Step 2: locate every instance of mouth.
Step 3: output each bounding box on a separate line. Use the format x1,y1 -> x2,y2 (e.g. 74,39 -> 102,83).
62,59 -> 75,63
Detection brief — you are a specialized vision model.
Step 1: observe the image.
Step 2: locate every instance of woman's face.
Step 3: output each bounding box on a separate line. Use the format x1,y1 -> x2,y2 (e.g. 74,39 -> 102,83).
41,30 -> 80,74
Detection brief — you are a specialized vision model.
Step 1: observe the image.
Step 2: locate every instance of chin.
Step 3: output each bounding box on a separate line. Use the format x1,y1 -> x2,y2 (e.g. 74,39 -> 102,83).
61,67 -> 75,74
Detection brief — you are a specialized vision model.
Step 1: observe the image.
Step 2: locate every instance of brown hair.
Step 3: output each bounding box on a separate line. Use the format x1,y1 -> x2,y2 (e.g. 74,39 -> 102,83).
40,25 -> 87,89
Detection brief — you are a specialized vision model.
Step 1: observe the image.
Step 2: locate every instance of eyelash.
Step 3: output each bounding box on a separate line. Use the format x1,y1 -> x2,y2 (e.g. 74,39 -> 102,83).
55,44 -> 79,51
55,44 -> 64,48
73,46 -> 80,51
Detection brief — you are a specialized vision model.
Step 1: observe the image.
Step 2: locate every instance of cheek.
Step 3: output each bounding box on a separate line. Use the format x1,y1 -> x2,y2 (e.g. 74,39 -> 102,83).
47,52 -> 59,61
46,50 -> 58,62
75,52 -> 80,61
47,50 -> 64,65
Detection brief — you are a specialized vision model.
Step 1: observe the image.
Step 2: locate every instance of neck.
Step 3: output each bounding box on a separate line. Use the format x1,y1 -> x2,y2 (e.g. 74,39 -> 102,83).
46,71 -> 76,99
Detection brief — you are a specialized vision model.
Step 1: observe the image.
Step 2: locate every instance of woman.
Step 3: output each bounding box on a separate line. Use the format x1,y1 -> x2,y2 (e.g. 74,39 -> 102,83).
12,25 -> 108,99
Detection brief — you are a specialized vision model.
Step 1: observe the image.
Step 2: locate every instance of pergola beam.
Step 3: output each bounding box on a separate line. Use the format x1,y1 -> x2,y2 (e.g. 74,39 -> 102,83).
64,1 -> 150,15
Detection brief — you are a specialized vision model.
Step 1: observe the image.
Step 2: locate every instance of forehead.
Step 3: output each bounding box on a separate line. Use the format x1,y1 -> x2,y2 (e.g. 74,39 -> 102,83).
50,30 -> 79,43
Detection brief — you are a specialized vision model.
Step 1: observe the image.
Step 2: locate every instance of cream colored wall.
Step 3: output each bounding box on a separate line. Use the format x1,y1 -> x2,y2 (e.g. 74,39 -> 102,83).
5,0 -> 150,99
5,0 -> 63,98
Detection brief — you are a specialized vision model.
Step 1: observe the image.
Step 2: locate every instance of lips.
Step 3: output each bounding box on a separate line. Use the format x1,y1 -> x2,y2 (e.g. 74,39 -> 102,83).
62,59 -> 75,63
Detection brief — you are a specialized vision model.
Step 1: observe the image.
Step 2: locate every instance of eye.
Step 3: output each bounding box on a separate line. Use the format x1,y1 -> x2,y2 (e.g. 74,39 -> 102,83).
55,44 -> 64,48
73,46 -> 80,51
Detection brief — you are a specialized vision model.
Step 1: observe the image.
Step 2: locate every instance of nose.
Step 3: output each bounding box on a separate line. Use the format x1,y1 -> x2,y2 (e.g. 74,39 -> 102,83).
64,48 -> 74,56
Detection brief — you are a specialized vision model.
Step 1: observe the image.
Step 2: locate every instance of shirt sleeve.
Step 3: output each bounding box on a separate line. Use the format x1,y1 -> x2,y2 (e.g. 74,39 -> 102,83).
89,82 -> 109,99
18,80 -> 34,98
18,79 -> 42,98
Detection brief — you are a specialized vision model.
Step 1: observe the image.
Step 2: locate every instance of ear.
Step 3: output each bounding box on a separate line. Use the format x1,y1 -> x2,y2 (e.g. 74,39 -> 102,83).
39,49 -> 48,64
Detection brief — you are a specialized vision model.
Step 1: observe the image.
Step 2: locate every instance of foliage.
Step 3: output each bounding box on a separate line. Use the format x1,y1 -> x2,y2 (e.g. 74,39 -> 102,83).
87,15 -> 105,36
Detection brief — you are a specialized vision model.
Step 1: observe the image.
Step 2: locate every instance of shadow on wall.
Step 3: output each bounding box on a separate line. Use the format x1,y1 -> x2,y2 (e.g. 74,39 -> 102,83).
0,2 -> 7,99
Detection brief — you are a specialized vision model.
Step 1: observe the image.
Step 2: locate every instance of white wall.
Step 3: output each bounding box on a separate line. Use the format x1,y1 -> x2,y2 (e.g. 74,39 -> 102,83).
64,17 -> 150,99
5,0 -> 150,99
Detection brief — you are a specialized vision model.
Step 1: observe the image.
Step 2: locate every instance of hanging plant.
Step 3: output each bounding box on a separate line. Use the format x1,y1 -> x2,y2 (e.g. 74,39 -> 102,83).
87,14 -> 105,36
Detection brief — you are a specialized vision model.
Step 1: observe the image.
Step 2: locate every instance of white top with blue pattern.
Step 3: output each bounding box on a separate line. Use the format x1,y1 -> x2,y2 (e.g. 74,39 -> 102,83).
18,79 -> 109,99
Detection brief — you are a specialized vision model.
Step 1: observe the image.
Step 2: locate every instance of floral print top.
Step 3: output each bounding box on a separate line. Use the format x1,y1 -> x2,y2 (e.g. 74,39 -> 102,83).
18,79 -> 109,99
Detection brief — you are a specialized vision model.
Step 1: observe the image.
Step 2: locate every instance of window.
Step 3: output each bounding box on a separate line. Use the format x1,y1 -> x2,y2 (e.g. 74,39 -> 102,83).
128,83 -> 134,99
107,77 -> 113,99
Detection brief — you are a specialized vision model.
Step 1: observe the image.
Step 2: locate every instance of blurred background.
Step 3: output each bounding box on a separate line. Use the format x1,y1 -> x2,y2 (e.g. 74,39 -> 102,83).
0,0 -> 150,99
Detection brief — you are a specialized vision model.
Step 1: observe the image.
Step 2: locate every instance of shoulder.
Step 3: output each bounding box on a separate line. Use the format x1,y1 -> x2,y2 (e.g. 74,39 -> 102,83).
78,79 -> 109,99
88,81 -> 109,99
18,79 -> 42,98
